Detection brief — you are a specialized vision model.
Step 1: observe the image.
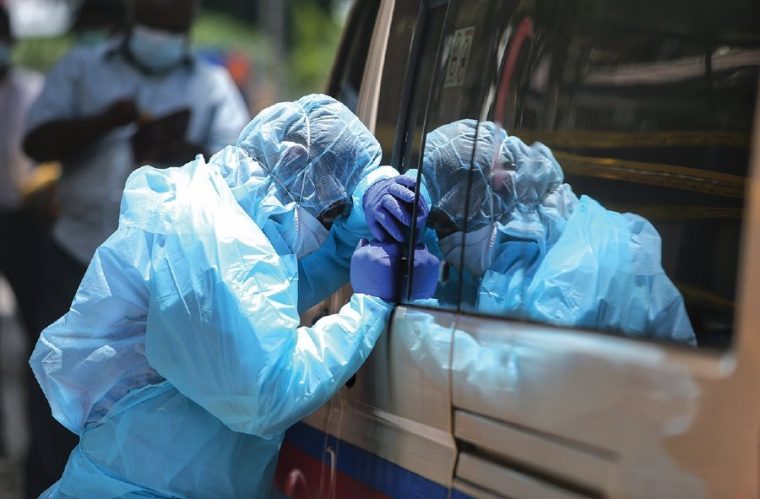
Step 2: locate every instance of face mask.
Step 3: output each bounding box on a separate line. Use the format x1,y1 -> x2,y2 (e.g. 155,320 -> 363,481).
0,42 -> 12,69
262,205 -> 329,259
438,223 -> 496,277
128,24 -> 187,73
293,206 -> 330,259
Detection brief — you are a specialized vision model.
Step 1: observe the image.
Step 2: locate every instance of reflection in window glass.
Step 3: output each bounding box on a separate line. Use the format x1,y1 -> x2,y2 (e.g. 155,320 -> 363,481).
397,5 -> 446,175
455,118 -> 698,346
424,0 -> 501,131
479,0 -> 759,348
420,120 -> 507,311
411,0 -> 504,310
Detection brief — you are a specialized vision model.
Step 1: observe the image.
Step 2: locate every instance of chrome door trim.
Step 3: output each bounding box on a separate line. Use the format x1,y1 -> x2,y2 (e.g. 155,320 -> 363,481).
355,0 -> 395,132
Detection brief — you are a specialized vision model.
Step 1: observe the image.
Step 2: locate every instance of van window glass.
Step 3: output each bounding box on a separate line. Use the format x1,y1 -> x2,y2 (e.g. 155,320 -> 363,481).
468,0 -> 759,349
374,0 -> 421,164
328,0 -> 381,112
396,5 -> 447,175
407,0 -> 506,309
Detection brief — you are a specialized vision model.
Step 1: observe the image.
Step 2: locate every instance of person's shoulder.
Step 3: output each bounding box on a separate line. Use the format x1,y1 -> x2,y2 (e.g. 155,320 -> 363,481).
62,38 -> 122,67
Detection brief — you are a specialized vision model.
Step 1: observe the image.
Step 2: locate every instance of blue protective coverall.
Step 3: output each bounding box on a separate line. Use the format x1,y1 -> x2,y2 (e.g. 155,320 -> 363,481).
29,95 -> 396,498
419,119 -> 696,345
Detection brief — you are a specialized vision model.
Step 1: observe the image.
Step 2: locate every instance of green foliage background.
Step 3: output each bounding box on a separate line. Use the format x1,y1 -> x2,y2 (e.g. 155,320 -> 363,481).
287,2 -> 342,97
12,35 -> 72,72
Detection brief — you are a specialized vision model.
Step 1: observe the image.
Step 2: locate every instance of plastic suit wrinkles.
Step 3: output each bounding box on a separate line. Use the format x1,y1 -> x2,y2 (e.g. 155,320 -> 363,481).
30,95 -> 395,498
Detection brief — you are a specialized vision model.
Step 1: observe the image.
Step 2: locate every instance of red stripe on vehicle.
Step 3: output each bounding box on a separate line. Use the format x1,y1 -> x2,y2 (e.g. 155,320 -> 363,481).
275,442 -> 391,499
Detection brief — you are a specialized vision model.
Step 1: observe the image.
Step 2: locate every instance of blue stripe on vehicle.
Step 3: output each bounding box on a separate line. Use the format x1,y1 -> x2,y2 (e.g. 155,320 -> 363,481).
285,423 -> 469,499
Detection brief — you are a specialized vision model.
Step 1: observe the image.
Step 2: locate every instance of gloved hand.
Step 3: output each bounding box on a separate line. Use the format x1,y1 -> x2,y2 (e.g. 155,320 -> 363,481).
409,245 -> 439,300
350,239 -> 402,301
363,175 -> 429,243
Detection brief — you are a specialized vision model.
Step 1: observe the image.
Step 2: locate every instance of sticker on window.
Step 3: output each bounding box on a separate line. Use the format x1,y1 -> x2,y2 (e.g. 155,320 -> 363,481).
444,27 -> 475,88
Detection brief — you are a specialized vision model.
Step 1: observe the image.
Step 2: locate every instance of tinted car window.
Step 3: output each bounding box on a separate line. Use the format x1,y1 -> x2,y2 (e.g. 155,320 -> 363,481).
464,0 -> 759,348
395,4 -> 447,175
328,0 -> 381,112
405,0 -> 508,309
375,0 -> 421,165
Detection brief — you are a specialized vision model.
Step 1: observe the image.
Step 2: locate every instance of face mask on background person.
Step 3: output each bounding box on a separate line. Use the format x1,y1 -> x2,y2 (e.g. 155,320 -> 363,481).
128,24 -> 187,73
438,223 -> 497,277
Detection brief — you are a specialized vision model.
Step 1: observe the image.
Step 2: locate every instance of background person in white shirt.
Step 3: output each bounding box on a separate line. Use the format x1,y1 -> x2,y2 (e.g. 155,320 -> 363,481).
22,0 -> 250,494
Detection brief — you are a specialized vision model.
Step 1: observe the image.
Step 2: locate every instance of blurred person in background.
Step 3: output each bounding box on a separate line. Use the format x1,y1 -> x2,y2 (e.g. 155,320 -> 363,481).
21,0 -> 249,495
0,4 -> 43,318
0,1 -> 43,459
70,0 -> 129,47
0,0 -> 42,455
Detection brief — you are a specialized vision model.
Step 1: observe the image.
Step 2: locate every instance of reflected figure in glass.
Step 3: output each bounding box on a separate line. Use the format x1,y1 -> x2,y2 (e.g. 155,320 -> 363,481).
417,119 -> 696,345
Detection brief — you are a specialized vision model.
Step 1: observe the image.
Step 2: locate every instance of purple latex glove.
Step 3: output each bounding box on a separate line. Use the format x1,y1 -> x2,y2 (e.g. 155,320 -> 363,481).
350,239 -> 402,302
363,175 -> 429,243
410,245 -> 440,300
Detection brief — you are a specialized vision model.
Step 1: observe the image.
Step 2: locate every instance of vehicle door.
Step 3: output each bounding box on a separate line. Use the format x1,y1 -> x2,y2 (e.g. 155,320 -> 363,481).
298,0 -> 456,496
299,0 -> 522,497
273,1 -> 384,497
422,1 -> 760,497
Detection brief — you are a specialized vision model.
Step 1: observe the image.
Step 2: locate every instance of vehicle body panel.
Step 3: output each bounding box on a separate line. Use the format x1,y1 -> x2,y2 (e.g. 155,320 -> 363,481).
275,1 -> 760,497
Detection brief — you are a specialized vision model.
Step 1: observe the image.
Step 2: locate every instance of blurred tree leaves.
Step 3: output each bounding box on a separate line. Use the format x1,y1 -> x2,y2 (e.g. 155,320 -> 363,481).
13,35 -> 73,72
193,9 -> 269,61
287,0 -> 342,96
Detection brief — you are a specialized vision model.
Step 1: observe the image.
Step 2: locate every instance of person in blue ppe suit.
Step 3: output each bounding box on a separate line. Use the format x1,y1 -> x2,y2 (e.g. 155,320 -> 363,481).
418,119 -> 696,345
29,94 -> 438,498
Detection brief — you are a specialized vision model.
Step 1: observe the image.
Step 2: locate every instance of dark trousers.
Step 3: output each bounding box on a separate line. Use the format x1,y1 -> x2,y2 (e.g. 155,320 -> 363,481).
23,238 -> 84,498
0,210 -> 17,457
0,209 -> 45,456
0,210 -> 44,338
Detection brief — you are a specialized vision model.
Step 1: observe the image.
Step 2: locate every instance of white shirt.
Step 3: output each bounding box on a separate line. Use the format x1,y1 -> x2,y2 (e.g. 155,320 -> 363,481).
26,41 -> 250,264
0,68 -> 43,210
